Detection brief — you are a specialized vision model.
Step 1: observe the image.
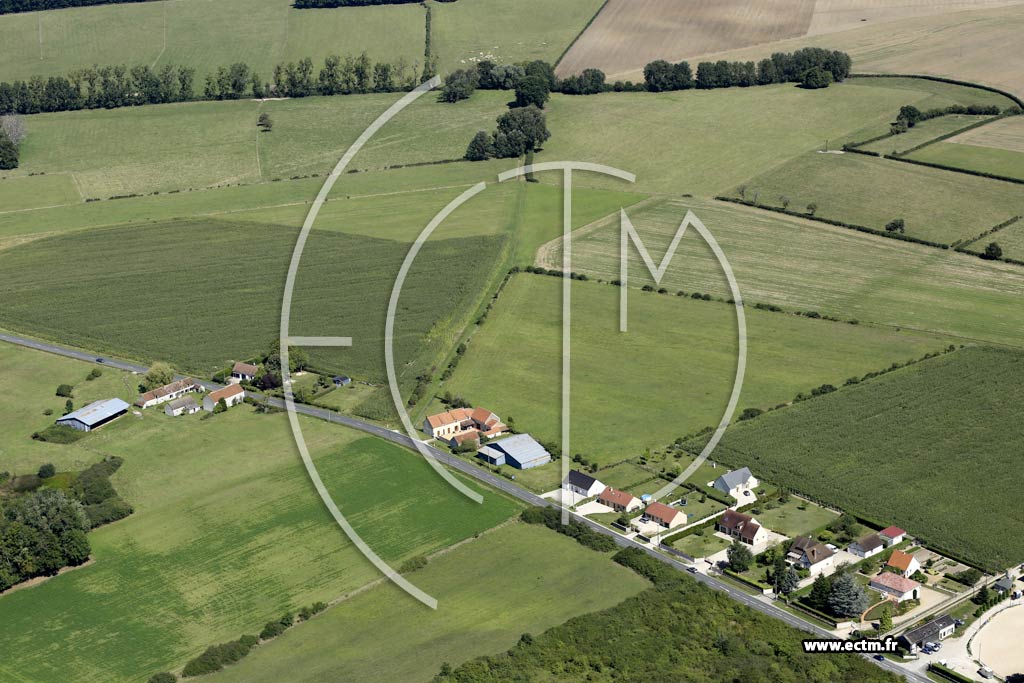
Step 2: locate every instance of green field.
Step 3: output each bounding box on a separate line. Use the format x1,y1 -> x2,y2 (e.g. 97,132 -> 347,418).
907,142 -> 1024,181
965,218 -> 1024,260
859,115 -> 991,155
537,79 -> 996,196
727,151 -> 1024,245
202,522 -> 648,683
542,196 -> 1024,350
440,274 -> 948,464
0,342 -> 521,683
0,0 -> 426,82
754,498 -> 839,538
689,346 -> 1024,569
673,531 -> 730,558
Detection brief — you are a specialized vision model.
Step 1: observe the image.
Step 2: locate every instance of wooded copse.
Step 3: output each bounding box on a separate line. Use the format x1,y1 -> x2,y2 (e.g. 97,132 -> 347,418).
644,48 -> 852,92
0,0 -> 156,15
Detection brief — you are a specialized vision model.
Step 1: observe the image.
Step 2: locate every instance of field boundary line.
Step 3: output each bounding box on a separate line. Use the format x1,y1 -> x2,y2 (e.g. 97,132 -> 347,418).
254,102 -> 264,180
0,201 -> 79,216
36,13 -> 42,61
150,0 -> 168,69
534,194 -> 658,268
553,0 -> 610,73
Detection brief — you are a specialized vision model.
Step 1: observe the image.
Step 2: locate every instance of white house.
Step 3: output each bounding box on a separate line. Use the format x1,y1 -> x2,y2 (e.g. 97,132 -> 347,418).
422,407 -> 506,442
165,396 -> 200,417
711,467 -> 759,500
899,615 -> 955,653
849,533 -> 885,559
562,470 -> 606,498
879,526 -> 907,546
231,362 -> 259,383
136,378 -> 202,409
597,487 -> 642,513
203,384 -> 245,412
871,572 -> 921,603
716,510 -> 768,546
885,550 -> 921,578
787,536 -> 836,575
644,501 -> 685,529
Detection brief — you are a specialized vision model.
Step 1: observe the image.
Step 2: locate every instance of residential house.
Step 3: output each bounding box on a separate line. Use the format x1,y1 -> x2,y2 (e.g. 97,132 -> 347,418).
562,470 -> 606,498
136,378 -> 202,409
165,396 -> 200,417
423,407 -> 507,445
898,615 -> 955,653
231,362 -> 259,383
885,550 -> 921,578
787,536 -> 836,575
849,533 -> 885,559
716,509 -> 767,546
711,467 -> 759,500
644,501 -> 685,529
993,575 -> 1015,594
871,572 -> 921,603
879,526 -> 907,546
203,384 -> 245,412
598,487 -> 642,513
476,434 -> 551,470
56,398 -> 130,432
333,376 -> 352,387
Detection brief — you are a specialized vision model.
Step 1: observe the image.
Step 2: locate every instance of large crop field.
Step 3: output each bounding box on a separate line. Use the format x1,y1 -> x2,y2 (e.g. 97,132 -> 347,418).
203,522 -> 648,683
0,343 -> 521,683
725,150 -> 1024,244
689,346 -> 1024,569
440,274 -> 946,464
540,196 -> 1024,349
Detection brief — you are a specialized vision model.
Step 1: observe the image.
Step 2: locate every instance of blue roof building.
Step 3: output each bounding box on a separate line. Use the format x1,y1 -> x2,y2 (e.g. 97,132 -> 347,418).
56,398 -> 130,432
477,434 -> 551,470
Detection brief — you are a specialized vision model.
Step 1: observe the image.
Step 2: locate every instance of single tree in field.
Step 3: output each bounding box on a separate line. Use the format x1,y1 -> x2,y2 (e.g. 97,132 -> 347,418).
828,571 -> 869,617
885,218 -> 905,234
736,184 -> 748,200
142,362 -> 175,391
983,242 -> 1003,260
38,463 -> 56,479
727,540 -> 753,572
64,399 -> 74,415
806,202 -> 818,216
258,112 -> 273,132
779,195 -> 791,210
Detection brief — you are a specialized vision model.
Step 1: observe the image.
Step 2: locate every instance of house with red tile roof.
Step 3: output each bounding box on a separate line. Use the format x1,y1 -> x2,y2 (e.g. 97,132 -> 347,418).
879,526 -> 907,546
871,572 -> 921,603
203,383 -> 245,412
885,550 -> 921,578
644,501 -> 685,529
598,487 -> 642,513
231,362 -> 259,382
423,406 -> 507,446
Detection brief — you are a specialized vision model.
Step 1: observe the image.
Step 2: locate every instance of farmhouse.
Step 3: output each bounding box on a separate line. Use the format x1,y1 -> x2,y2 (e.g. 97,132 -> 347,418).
885,550 -> 921,578
56,398 -> 130,432
424,407 -> 507,445
716,510 -> 767,546
879,526 -> 907,546
476,434 -> 551,470
711,467 -> 759,500
898,615 -> 956,653
135,377 -> 202,409
562,470 -> 606,498
203,384 -> 245,412
643,501 -> 685,529
598,487 -> 642,513
164,396 -> 200,417
787,536 -> 835,575
871,572 -> 921,603
231,362 -> 259,382
849,533 -> 885,558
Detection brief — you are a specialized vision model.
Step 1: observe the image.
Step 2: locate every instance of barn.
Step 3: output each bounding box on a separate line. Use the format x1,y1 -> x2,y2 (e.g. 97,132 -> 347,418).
477,434 -> 551,470
56,398 -> 130,432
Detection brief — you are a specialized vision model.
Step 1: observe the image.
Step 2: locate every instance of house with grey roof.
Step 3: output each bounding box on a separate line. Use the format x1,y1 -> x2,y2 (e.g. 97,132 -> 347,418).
477,434 -> 551,470
711,467 -> 759,500
562,470 -> 605,498
165,396 -> 200,417
56,398 -> 130,432
898,615 -> 955,653
849,533 -> 885,558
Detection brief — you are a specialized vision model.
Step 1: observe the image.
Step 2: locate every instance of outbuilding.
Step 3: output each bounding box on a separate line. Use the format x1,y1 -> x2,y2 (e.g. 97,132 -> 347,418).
871,572 -> 921,603
136,378 -> 202,409
879,526 -> 907,546
897,615 -> 956,653
476,434 -> 551,470
56,398 -> 130,432
165,396 -> 200,417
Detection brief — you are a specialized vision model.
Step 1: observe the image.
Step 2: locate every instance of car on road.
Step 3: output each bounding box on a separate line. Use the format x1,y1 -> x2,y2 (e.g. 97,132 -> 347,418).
95,357 -> 105,363
873,654 -> 885,661
686,566 -> 698,574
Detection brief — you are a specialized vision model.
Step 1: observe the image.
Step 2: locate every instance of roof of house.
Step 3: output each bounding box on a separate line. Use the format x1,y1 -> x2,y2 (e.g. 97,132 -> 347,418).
790,536 -> 835,564
994,575 -> 1015,591
715,467 -> 755,490
853,533 -> 884,553
167,396 -> 198,411
901,615 -> 955,644
599,487 -> 638,507
479,434 -> 549,465
880,526 -> 906,538
233,361 -> 259,375
208,384 -> 244,402
452,431 -> 481,445
645,501 -> 682,523
871,572 -> 920,594
565,469 -> 599,490
886,550 -> 917,572
137,377 -> 200,404
58,398 -> 129,426
717,509 -> 762,542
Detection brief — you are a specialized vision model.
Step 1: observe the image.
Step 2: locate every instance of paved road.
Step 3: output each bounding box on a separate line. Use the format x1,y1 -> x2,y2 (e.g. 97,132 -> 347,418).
1,331 -> 927,682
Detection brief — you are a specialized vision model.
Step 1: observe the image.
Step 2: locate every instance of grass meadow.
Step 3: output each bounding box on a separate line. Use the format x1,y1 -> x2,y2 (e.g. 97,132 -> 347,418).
203,522 -> 648,683
440,274 -> 947,465
689,346 -> 1024,569
541,196 -> 1024,350
968,219 -> 1024,260
859,114 -> 991,155
0,343 -> 520,683
727,151 -> 1024,245
907,142 -> 1024,181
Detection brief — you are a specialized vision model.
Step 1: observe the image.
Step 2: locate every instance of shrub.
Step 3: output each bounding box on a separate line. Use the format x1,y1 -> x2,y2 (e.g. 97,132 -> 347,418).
32,424 -> 85,444
399,555 -> 428,574
801,67 -> 832,89
37,463 -> 56,479
86,368 -> 103,381
149,674 -> 177,683
56,384 -> 74,397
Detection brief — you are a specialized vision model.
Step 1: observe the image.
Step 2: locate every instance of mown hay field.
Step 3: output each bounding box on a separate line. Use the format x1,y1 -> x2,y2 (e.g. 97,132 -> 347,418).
949,114 -> 1024,152
0,343 -> 520,683
966,218 -> 1024,259
688,346 -> 1024,569
906,141 -> 1024,180
859,114 -> 991,155
203,523 -> 649,683
441,274 -> 947,465
540,196 -> 1024,349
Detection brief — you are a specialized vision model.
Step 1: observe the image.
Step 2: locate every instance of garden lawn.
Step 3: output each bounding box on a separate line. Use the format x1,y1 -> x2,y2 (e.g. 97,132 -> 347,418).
442,274 -> 947,465
674,531 -> 731,558
688,346 -> 1024,570
753,498 -> 839,538
201,523 -> 649,683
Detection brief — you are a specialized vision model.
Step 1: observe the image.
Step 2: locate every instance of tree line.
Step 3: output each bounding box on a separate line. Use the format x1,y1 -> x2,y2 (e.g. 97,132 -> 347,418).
0,0 -> 154,15
644,48 -> 852,92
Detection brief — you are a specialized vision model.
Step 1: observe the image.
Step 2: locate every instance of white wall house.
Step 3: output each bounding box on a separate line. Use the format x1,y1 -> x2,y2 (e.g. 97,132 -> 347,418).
849,533 -> 885,558
203,384 -> 245,412
562,470 -> 606,498
711,467 -> 759,500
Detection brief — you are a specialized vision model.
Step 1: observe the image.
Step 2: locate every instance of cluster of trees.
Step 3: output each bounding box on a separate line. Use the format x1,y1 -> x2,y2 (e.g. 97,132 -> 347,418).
803,565 -> 870,618
644,48 -> 852,92
520,506 -> 616,552
464,106 -> 550,161
0,114 -> 25,169
0,489 -> 91,592
891,102 -> 1003,134
0,0 -> 155,14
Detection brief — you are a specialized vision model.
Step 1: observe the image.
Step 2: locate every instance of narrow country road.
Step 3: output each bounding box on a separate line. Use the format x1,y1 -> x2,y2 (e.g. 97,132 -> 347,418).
0,331 -> 927,683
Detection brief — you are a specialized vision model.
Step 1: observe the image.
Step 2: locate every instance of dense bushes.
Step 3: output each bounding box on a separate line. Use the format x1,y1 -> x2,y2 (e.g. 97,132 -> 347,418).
31,424 -> 85,443
181,635 -> 258,677
520,506 -> 617,552
0,129 -> 17,169
0,0 -> 156,14
0,489 -> 91,592
644,48 -> 851,92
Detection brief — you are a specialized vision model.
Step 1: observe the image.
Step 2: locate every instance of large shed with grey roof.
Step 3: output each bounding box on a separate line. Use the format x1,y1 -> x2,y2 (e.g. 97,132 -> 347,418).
477,434 -> 551,470
56,398 -> 130,432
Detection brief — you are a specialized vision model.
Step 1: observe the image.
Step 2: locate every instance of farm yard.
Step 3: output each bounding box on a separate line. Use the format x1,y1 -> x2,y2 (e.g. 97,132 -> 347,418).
0,344 -> 521,683
688,346 -> 1024,570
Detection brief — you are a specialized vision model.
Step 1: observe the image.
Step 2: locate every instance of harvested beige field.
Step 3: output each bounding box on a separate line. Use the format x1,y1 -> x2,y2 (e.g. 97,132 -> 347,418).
806,0 -> 1022,36
555,0 -> 815,79
949,115 -> 1024,151
608,3 -> 1024,97
974,605 -> 1024,679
